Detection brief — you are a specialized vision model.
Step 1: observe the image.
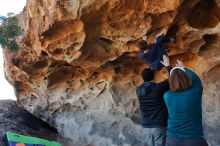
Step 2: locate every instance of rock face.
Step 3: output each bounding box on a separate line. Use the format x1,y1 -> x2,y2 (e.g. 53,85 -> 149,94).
0,100 -> 74,146
2,0 -> 220,145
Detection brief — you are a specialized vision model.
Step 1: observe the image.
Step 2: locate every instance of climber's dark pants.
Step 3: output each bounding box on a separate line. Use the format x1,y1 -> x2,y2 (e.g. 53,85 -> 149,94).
165,136 -> 209,146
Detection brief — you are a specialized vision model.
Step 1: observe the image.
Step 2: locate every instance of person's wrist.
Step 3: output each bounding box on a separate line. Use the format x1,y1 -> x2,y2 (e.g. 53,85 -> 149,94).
165,64 -> 170,67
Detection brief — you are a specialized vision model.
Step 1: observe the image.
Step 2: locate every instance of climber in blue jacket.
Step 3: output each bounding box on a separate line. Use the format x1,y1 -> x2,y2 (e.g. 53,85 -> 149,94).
138,23 -> 180,71
138,34 -> 171,71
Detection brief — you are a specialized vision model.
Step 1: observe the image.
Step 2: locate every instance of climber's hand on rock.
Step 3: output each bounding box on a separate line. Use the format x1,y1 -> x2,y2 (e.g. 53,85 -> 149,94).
160,55 -> 170,67
176,60 -> 185,68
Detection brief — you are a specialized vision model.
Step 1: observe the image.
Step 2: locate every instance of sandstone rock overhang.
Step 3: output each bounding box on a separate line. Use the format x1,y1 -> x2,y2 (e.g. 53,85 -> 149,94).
2,0 -> 220,146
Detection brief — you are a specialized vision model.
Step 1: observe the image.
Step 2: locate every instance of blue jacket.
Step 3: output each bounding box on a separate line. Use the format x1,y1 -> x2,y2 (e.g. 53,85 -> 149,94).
136,80 -> 169,128
164,68 -> 204,138
140,35 -> 170,70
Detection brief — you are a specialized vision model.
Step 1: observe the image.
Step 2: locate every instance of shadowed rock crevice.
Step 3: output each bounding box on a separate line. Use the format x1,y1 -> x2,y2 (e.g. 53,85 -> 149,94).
203,34 -> 219,44
0,100 -> 75,146
41,20 -> 83,42
187,0 -> 220,28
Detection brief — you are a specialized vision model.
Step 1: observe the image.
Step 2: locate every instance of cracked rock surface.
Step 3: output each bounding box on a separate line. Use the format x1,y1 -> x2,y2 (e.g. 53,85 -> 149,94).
2,0 -> 220,145
0,100 -> 74,146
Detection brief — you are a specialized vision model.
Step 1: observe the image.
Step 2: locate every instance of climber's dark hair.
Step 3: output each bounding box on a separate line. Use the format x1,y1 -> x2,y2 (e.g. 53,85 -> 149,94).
141,68 -> 154,82
138,40 -> 148,51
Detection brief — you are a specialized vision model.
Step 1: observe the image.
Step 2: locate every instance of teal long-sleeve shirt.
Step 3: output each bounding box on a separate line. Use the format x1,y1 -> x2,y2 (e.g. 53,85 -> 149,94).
164,68 -> 204,138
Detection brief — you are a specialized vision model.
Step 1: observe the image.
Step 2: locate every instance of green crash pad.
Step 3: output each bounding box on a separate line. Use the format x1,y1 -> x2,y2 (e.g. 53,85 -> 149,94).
5,132 -> 61,146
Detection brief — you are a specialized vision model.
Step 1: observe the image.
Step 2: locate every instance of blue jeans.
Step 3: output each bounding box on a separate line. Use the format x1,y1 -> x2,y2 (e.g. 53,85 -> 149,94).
165,137 -> 209,146
143,127 -> 166,146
